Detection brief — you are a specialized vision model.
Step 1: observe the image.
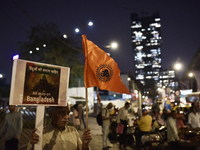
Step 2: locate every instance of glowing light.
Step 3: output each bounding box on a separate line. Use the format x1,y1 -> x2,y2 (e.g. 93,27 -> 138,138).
36,47 -> 39,50
174,63 -> 182,70
75,28 -> 79,33
13,54 -> 19,60
0,74 -> 3,78
63,34 -> 67,38
43,44 -> 46,47
110,42 -> 118,49
88,21 -> 93,26
189,72 -> 193,77
29,51 -> 32,54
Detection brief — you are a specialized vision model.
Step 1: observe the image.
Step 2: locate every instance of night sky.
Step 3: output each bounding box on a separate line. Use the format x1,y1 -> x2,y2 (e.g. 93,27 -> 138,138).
1,0 -> 200,84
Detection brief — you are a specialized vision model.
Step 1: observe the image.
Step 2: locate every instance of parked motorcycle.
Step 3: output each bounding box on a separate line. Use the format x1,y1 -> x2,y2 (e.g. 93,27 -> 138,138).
140,120 -> 167,149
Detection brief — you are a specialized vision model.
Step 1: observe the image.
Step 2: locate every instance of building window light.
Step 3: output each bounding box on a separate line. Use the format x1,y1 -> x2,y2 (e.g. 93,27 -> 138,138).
146,43 -> 151,46
155,18 -> 160,21
147,54 -> 152,57
131,24 -> 142,28
146,76 -> 151,79
136,46 -> 143,50
142,36 -> 146,39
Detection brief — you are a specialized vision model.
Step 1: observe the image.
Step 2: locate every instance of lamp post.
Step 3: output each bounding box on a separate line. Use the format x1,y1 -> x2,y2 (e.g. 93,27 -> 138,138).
166,62 -> 182,98
188,72 -> 194,90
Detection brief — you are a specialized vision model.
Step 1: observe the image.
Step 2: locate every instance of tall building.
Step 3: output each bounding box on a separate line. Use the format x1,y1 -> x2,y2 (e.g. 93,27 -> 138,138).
131,11 -> 162,87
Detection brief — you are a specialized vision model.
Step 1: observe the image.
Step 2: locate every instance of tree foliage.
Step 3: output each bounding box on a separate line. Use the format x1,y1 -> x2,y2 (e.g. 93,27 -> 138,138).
18,23 -> 84,87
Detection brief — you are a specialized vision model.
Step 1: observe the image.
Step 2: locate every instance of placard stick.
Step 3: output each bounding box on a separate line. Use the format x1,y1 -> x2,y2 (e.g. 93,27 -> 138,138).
34,105 -> 45,150
85,88 -> 88,128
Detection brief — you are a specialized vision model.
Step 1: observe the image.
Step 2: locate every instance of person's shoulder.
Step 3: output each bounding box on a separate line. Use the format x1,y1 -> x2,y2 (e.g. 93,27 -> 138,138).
188,112 -> 193,116
167,116 -> 172,121
43,123 -> 54,133
119,107 -> 124,111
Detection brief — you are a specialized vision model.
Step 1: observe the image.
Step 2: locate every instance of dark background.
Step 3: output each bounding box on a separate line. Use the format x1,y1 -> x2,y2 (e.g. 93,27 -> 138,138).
1,0 -> 200,84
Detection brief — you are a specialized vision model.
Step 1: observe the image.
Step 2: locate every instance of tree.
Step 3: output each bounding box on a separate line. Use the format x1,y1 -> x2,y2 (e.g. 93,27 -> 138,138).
18,23 -> 84,87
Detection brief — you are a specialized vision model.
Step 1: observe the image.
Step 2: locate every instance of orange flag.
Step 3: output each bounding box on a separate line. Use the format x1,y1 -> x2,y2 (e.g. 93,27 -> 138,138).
82,35 -> 130,94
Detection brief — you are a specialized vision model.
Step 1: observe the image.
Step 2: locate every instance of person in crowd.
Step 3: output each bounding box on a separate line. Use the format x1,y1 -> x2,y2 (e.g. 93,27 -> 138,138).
176,108 -> 185,130
102,102 -> 113,149
26,105 -> 92,150
78,104 -> 86,130
0,104 -> 23,150
116,101 -> 130,149
150,108 -> 158,125
188,106 -> 200,129
135,109 -> 152,148
137,104 -> 145,118
185,102 -> 196,123
161,107 -> 168,123
167,110 -> 180,149
73,104 -> 81,130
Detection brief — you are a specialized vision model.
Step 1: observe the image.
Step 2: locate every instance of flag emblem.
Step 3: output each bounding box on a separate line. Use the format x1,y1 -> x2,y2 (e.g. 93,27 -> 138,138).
96,64 -> 113,82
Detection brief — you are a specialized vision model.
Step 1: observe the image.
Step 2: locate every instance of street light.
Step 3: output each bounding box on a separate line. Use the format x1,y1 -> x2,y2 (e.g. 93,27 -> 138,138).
189,72 -> 193,77
105,42 -> 118,57
188,72 -> 194,90
105,42 -> 118,49
75,28 -> 80,33
174,62 -> 182,70
88,21 -> 93,26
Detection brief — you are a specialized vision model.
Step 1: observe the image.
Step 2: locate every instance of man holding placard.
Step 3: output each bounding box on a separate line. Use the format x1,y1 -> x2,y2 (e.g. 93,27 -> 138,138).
26,105 -> 92,150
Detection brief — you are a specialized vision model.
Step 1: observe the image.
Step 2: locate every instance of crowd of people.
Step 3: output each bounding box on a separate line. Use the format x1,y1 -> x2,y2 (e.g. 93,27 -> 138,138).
1,101 -> 200,150
101,101 -> 200,150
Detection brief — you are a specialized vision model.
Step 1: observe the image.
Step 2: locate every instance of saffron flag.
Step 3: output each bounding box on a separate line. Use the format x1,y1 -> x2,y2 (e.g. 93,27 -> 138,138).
82,35 -> 130,94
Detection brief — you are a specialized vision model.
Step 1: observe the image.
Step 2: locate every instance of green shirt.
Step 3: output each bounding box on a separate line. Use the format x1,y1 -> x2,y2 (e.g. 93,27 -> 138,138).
0,112 -> 23,140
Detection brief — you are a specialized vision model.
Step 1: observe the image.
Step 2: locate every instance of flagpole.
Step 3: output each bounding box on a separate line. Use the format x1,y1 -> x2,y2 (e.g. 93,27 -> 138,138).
96,87 -> 99,114
85,87 -> 88,128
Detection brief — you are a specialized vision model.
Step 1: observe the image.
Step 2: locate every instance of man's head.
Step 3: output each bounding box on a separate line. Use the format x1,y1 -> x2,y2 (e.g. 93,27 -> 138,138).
171,110 -> 177,119
124,101 -> 130,109
142,109 -> 149,116
192,106 -> 196,114
107,103 -> 113,109
8,105 -> 16,113
49,105 -> 70,130
74,104 -> 79,110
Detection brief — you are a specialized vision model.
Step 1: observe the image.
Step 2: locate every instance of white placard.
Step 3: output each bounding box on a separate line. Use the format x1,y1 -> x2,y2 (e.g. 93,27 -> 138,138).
9,59 -> 70,106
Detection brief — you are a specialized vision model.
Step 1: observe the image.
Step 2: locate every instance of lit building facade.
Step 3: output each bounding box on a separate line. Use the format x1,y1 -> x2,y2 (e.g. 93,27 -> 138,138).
159,69 -> 178,91
131,12 -> 162,87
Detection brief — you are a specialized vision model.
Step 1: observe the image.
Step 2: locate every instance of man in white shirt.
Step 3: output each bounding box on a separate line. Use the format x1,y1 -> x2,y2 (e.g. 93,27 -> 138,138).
116,101 -> 130,149
188,106 -> 200,129
102,103 -> 113,149
27,105 -> 92,150
167,110 -> 179,149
